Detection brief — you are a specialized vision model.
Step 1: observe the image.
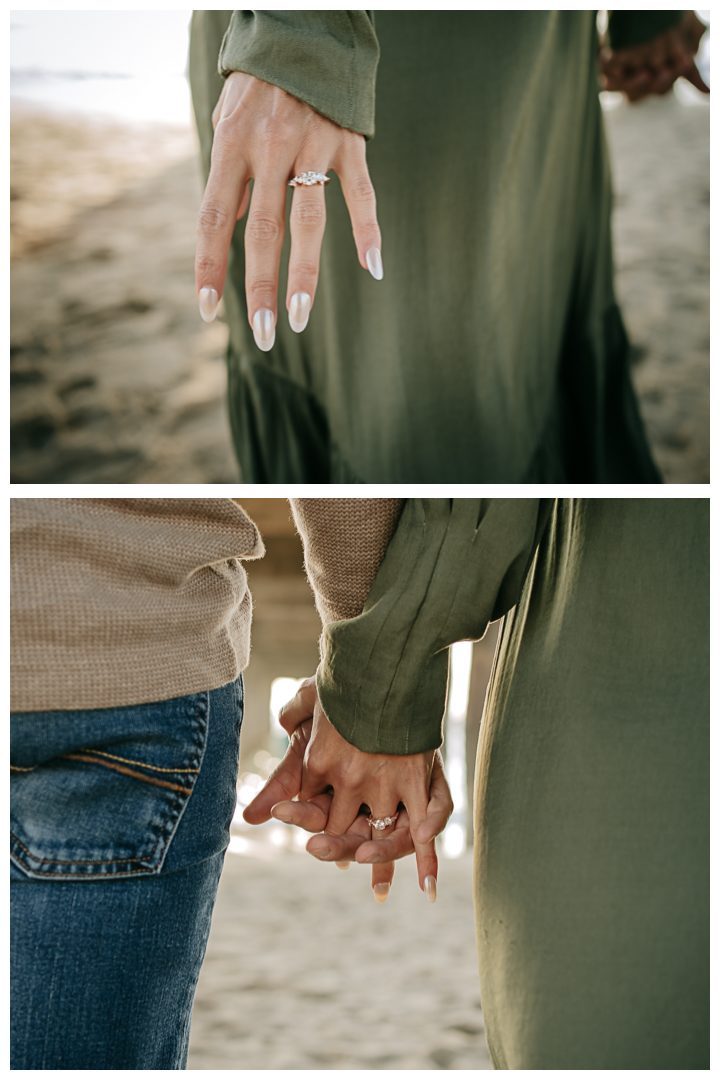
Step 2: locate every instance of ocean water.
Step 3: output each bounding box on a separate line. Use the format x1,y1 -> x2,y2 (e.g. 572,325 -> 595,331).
11,10 -> 710,126
10,10 -> 194,125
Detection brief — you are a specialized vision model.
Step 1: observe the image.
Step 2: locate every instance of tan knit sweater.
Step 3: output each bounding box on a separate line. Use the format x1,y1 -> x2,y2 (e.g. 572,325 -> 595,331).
10,497 -> 403,713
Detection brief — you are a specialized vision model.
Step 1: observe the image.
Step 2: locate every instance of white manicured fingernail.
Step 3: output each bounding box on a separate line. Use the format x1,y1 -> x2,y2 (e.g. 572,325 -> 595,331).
423,875 -> 437,903
366,247 -> 383,281
199,287 -> 219,322
288,291 -> 312,333
373,882 -> 390,904
252,308 -> 275,352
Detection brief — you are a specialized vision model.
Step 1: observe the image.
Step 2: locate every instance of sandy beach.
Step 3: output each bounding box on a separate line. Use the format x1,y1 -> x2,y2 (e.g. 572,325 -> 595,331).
9,86 -> 709,484
187,840 -> 492,1070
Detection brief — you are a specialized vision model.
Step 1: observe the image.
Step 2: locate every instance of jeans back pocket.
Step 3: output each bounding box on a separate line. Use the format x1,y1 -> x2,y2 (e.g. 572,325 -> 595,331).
10,692 -> 208,880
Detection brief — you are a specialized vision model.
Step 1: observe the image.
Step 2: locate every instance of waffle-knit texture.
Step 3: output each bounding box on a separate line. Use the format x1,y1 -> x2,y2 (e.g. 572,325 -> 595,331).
11,499 -> 264,713
290,499 -> 405,626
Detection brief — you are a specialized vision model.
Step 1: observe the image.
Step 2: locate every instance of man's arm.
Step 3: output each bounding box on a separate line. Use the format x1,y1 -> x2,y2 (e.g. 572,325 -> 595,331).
290,498 -> 404,625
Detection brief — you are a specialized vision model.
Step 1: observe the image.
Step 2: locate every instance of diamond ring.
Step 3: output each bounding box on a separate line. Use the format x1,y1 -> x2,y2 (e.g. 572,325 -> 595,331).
289,171 -> 330,187
366,813 -> 399,831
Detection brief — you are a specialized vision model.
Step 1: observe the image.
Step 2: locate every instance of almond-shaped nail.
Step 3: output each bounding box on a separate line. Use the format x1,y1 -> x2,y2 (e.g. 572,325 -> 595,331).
366,247 -> 383,281
373,882 -> 390,904
423,875 -> 437,903
252,308 -> 275,352
288,291 -> 311,333
271,805 -> 293,823
199,286 -> 219,322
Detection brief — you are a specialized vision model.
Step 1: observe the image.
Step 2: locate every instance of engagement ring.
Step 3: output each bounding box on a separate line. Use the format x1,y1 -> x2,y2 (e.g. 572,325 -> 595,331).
289,171 -> 330,187
366,813 -> 399,830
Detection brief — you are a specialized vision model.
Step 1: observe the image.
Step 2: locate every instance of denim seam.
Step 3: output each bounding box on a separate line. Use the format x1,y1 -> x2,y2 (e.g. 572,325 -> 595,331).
72,747 -> 201,775
10,691 -> 209,876
60,754 -> 194,795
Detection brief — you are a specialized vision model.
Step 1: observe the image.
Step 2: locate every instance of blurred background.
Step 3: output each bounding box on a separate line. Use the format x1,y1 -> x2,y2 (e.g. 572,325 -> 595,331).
10,11 -> 710,484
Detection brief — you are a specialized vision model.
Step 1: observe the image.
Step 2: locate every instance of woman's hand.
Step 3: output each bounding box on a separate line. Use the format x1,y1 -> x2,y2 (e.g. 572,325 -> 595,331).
600,11 -> 709,102
244,676 -> 453,902
195,72 -> 382,346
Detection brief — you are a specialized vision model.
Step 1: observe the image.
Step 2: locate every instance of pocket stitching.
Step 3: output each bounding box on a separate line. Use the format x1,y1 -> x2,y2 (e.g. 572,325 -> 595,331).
60,754 -> 194,795
10,691 -> 209,876
69,747 -> 202,775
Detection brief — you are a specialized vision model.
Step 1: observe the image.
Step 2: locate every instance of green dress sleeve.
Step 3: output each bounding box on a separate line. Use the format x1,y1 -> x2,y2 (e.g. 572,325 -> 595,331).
316,498 -> 552,755
608,10 -> 683,50
217,10 -> 380,138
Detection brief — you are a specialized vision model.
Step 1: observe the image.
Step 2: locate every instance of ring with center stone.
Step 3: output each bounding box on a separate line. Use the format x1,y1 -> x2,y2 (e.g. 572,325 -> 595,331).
289,171 -> 330,187
366,813 -> 399,831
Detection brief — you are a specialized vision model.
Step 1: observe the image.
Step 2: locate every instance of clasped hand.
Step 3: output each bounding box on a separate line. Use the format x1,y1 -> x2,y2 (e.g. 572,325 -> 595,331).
244,677 -> 453,903
600,11 -> 709,102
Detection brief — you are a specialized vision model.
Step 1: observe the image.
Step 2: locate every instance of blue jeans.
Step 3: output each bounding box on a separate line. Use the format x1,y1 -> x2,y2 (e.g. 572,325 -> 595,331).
10,677 -> 243,1070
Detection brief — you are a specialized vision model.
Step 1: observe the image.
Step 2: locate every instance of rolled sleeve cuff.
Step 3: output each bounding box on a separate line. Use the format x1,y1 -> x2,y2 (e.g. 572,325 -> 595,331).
218,10 -> 379,138
316,499 -> 549,755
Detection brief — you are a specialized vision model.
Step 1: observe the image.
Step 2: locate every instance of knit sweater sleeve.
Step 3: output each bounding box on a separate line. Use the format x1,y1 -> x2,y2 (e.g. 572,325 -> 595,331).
217,11 -> 380,138
289,498 -> 404,626
306,499 -> 552,756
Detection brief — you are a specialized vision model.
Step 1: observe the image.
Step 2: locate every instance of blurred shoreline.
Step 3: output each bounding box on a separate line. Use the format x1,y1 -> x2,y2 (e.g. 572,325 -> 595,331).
10,88 -> 709,484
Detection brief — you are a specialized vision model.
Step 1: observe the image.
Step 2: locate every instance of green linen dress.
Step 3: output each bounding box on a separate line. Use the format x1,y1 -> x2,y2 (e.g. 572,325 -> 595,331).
189,12 -> 675,483
315,498 -> 708,1068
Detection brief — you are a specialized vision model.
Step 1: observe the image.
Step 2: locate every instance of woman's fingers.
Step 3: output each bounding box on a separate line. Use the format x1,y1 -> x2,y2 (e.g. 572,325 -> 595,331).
286,177 -> 328,332
406,753 -> 454,899
195,122 -> 250,321
367,812 -> 399,903
415,753 -> 454,845
370,859 -> 396,903
244,172 -> 288,351
336,137 -> 383,279
403,786 -> 441,899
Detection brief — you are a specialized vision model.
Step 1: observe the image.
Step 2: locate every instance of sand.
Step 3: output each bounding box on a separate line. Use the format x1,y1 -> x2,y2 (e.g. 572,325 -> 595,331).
187,838 -> 492,1070
9,87 -> 709,484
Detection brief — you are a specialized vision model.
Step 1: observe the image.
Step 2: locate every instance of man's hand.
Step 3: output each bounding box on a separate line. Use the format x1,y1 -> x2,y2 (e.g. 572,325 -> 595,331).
195,72 -> 382,344
244,676 -> 453,902
600,11 -> 709,102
